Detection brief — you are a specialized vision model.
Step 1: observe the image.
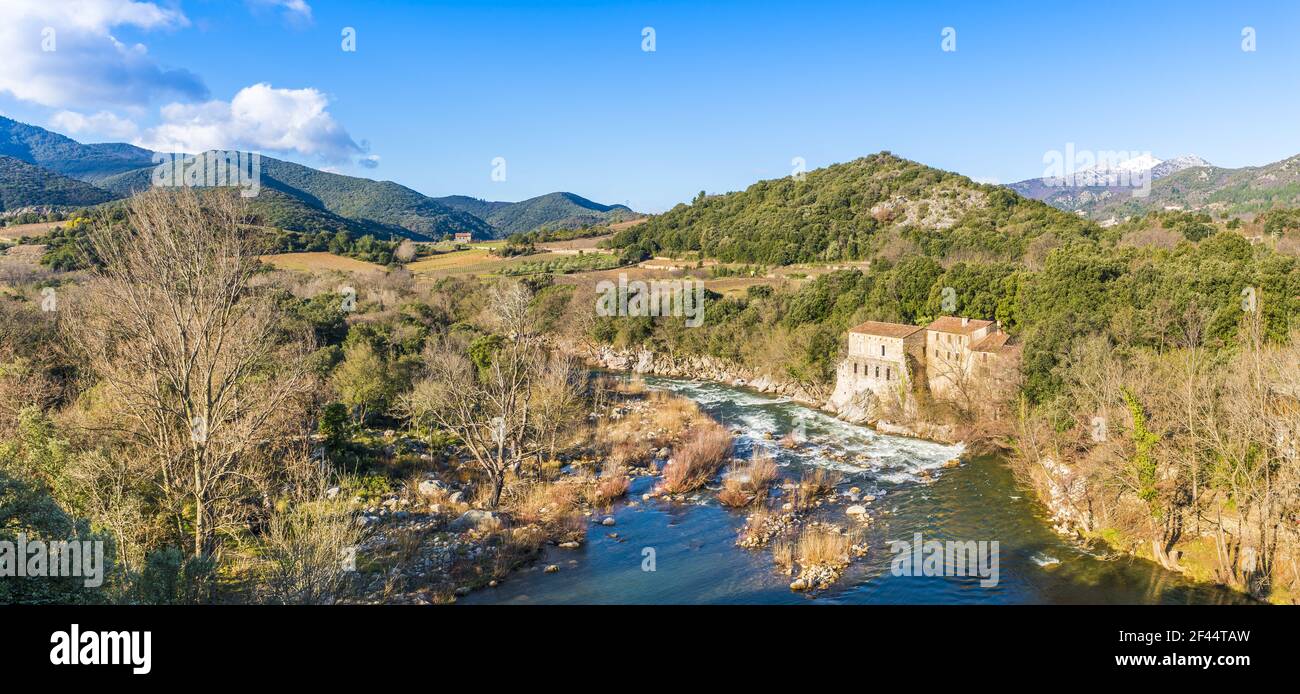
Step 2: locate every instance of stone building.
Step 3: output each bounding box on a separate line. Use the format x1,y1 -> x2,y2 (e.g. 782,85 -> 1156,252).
828,320 -> 925,418
828,315 -> 1020,422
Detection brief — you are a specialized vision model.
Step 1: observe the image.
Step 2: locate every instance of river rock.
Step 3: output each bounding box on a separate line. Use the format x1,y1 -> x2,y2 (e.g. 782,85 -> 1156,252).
600,516 -> 616,526
544,564 -> 559,573
449,510 -> 499,532
417,479 -> 445,497
846,505 -> 868,518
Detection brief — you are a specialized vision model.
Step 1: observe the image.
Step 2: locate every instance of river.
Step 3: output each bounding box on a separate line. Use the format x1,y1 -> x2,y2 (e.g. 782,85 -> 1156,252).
465,376 -> 1246,604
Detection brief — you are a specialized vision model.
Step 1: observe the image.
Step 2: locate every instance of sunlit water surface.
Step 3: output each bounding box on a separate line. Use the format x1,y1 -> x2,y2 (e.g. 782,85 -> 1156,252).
465,376 -> 1246,605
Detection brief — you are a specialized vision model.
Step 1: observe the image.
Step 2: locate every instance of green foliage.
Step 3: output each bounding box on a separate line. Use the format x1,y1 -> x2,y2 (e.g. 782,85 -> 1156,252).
469,334 -> 504,373
612,152 -> 1095,265
318,403 -> 352,455
332,342 -> 397,425
498,252 -> 624,276
1122,388 -> 1161,516
129,547 -> 214,605
0,155 -> 115,212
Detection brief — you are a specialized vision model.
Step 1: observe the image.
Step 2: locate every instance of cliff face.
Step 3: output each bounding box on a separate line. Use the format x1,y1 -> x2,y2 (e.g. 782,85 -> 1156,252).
572,341 -> 829,406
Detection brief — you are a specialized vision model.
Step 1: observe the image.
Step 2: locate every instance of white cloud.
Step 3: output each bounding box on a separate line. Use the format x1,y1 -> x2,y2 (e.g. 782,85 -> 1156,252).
139,83 -> 363,162
50,110 -> 141,140
248,0 -> 313,23
0,0 -> 207,109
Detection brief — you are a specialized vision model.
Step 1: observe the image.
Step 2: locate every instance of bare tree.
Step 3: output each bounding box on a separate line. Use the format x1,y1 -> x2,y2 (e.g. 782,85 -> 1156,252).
404,282 -> 546,507
67,189 -> 313,559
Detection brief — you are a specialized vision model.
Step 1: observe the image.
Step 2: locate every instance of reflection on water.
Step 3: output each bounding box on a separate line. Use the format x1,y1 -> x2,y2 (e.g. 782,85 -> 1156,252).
465,376 -> 1248,605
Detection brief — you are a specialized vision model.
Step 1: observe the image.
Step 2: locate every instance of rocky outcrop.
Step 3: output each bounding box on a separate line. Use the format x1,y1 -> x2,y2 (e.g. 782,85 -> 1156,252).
566,340 -> 829,407
1035,456 -> 1093,535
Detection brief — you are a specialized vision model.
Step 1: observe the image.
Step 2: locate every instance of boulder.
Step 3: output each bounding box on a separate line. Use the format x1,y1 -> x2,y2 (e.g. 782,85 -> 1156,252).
449,510 -> 499,532
417,479 -> 445,497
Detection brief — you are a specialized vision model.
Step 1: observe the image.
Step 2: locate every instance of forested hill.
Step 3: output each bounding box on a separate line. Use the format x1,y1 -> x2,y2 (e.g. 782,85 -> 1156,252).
0,155 -> 117,212
435,191 -> 638,237
0,116 -> 154,182
611,152 -> 1099,265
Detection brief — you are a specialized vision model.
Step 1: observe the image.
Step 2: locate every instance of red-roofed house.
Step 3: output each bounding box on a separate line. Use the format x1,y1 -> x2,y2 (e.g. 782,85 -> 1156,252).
829,314 -> 1021,421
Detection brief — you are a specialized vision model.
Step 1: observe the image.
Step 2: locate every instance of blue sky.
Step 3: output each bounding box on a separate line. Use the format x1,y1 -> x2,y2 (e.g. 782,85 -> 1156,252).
2,0 -> 1298,211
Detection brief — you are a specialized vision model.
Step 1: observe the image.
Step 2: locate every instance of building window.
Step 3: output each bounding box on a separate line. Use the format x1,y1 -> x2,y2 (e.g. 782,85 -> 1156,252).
880,345 -> 885,356
886,367 -> 891,381
853,363 -> 858,375
874,366 -> 880,378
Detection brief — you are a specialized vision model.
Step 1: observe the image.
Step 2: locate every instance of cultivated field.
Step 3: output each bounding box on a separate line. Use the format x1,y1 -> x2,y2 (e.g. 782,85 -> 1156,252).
538,233 -> 615,252
259,252 -> 387,273
0,221 -> 61,241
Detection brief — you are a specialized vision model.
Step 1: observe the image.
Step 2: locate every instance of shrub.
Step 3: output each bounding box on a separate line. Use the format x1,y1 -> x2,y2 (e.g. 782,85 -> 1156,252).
660,423 -> 732,494
796,527 -> 851,569
717,451 -> 780,507
596,462 -> 630,504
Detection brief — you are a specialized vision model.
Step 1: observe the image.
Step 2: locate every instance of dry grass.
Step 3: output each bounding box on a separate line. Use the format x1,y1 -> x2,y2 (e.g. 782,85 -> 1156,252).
772,538 -> 796,574
717,451 -> 780,508
796,526 -> 852,569
660,423 -> 733,494
259,252 -> 386,273
0,221 -> 62,241
511,481 -> 580,525
799,468 -> 842,499
595,462 -> 630,505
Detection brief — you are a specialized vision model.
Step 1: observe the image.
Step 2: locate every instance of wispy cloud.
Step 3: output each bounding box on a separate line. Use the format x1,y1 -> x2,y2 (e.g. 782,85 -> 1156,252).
247,0 -> 313,25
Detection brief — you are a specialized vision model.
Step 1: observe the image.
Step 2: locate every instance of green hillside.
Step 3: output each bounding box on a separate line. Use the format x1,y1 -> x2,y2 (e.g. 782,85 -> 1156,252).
0,156 -> 117,213
612,152 -> 1098,265
437,191 -> 636,237
0,116 -> 154,182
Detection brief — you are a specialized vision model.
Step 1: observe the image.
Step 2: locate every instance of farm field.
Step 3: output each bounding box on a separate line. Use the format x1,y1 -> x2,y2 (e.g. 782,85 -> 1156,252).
258,252 -> 386,273
538,233 -> 614,252
0,221 -> 61,241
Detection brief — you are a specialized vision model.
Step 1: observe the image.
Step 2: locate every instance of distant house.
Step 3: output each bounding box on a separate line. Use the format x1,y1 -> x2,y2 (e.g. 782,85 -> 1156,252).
453,232 -> 473,243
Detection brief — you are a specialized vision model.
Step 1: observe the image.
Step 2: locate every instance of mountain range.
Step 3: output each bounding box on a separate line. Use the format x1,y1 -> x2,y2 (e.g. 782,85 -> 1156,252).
0,116 -> 637,240
1008,152 -> 1300,220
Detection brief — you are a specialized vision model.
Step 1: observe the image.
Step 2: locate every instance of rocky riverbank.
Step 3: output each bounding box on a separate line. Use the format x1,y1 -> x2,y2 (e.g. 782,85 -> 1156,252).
560,339 -> 965,445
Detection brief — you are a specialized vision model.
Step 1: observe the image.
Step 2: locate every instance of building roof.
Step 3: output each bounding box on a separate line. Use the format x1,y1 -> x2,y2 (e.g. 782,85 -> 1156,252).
848,320 -> 924,339
971,331 -> 1013,353
926,316 -> 994,335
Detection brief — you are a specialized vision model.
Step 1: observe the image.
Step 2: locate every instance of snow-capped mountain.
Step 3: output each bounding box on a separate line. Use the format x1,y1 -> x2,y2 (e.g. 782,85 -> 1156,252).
1007,153 -> 1213,212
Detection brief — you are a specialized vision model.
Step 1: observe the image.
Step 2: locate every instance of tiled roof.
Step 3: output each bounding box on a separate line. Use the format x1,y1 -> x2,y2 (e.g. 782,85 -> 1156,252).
848,320 -> 924,339
926,316 -> 994,335
971,331 -> 1013,352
